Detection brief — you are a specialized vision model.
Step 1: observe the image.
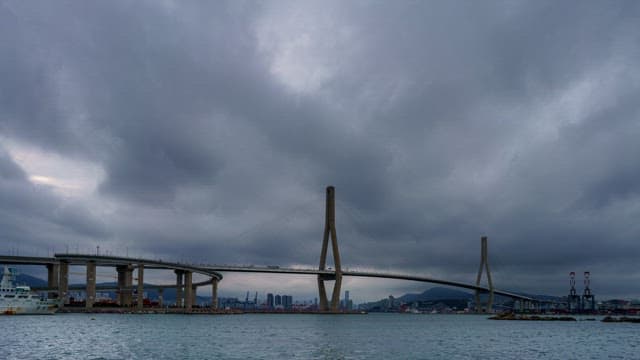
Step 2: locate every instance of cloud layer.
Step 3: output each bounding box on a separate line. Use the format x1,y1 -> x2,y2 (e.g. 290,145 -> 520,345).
2,0 -> 640,301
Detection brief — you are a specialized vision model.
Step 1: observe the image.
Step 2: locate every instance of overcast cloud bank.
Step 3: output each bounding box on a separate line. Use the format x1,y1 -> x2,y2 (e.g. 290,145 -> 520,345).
1,1 -> 640,301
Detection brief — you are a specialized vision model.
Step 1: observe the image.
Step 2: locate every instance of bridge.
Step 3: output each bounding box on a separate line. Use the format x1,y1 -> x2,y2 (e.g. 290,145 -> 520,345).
0,186 -> 539,313
196,265 -> 530,300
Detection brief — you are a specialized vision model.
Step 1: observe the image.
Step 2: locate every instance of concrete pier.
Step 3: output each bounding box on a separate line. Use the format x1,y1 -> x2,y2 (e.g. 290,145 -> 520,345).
46,263 -> 59,299
175,270 -> 184,307
116,265 -> 133,306
117,267 -> 125,304
185,271 -> 193,311
59,261 -> 69,305
211,278 -> 218,310
136,263 -> 144,309
86,261 -> 96,308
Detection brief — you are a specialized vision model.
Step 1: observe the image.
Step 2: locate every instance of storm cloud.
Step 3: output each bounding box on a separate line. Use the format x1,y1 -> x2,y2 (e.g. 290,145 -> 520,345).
2,0 -> 640,302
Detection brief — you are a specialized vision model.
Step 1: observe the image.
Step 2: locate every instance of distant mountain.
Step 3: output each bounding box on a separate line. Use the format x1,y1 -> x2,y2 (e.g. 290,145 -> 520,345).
16,273 -> 47,287
361,287 -> 475,311
397,287 -> 564,304
398,287 -> 473,303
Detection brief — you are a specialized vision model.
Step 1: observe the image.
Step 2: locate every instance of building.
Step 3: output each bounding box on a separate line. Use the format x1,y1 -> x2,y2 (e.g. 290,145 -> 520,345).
267,293 -> 274,309
282,295 -> 292,309
343,290 -> 351,310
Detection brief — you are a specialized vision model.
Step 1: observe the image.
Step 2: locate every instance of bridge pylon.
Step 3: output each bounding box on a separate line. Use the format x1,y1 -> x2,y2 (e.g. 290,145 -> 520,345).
317,186 -> 343,312
474,236 -> 494,313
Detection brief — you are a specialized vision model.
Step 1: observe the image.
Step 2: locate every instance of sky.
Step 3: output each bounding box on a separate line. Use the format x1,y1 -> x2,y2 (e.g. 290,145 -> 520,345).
1,0 -> 640,303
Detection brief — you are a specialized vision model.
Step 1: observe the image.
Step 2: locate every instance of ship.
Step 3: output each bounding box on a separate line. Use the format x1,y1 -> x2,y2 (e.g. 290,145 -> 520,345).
0,265 -> 59,315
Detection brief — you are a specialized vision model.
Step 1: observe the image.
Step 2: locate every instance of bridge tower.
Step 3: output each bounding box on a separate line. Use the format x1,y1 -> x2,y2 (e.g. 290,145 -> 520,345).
317,186 -> 343,312
474,236 -> 494,313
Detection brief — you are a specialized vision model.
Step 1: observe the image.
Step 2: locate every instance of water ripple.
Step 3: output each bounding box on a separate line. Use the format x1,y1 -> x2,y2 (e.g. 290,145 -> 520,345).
2,314 -> 639,359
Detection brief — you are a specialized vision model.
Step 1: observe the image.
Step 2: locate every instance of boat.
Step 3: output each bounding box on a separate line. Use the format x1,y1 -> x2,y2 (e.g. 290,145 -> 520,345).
0,266 -> 58,315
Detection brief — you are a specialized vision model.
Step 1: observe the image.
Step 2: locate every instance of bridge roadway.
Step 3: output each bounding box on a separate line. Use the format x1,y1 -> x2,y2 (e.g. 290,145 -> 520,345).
200,265 -> 535,302
0,254 -> 224,309
0,255 -> 534,302
31,279 -> 214,292
0,255 -> 61,265
0,254 -> 223,279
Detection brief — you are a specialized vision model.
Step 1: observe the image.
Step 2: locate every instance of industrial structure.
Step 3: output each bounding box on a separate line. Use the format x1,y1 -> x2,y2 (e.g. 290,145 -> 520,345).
567,271 -> 596,313
582,271 -> 596,312
567,271 -> 581,312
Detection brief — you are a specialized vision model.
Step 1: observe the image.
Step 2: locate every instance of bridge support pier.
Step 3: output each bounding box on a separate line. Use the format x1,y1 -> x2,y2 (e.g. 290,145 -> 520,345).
117,265 -> 133,306
185,271 -> 193,312
474,236 -> 494,313
86,261 -> 96,308
137,264 -> 144,309
317,186 -> 343,312
59,261 -> 69,305
47,263 -> 59,299
211,278 -> 218,311
175,270 -> 184,308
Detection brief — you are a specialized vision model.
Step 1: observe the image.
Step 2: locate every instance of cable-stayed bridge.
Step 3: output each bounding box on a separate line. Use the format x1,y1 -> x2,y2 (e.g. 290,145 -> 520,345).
0,186 -> 540,312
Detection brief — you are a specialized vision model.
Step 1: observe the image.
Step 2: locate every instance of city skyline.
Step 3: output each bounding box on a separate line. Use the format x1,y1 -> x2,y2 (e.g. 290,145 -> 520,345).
2,1 -> 640,302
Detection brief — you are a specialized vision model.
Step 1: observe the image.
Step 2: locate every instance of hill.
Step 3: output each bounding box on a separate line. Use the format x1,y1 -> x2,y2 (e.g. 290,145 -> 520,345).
398,287 -> 473,303
15,273 -> 48,287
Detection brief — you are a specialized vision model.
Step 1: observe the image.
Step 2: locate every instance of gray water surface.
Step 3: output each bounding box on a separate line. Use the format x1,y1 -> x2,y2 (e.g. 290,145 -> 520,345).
2,313 -> 638,359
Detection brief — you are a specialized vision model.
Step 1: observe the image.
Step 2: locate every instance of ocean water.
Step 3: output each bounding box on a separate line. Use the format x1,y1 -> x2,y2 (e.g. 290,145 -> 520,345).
2,313 -> 638,359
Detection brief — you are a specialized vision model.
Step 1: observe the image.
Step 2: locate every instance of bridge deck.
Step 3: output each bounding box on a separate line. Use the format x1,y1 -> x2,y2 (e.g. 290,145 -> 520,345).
200,265 -> 534,301
0,255 -> 535,302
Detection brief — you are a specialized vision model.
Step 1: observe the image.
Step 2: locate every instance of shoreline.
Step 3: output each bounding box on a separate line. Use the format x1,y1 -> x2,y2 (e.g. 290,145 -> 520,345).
55,307 -> 366,315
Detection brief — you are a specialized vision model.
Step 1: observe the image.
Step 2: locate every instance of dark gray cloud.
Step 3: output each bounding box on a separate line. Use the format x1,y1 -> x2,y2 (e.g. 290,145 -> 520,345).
0,145 -> 109,253
1,0 -> 640,301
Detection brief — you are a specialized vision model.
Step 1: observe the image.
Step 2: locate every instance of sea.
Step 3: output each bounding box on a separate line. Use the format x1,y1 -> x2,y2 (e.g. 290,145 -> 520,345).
2,313 -> 638,359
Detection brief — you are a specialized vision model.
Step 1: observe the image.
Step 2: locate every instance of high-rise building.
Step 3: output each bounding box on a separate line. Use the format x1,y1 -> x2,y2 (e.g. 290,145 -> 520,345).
344,290 -> 350,310
275,294 -> 282,307
282,295 -> 293,309
267,293 -> 274,309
